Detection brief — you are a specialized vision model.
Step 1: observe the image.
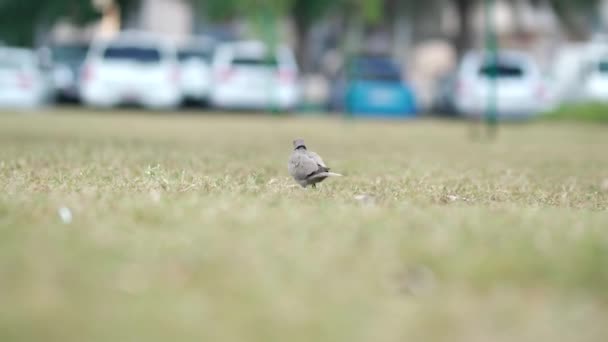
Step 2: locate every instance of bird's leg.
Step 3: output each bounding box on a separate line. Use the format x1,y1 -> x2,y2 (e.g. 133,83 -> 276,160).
311,183 -> 317,189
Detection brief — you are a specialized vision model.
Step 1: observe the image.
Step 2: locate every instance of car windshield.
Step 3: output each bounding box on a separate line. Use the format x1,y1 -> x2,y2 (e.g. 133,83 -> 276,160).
178,50 -> 210,62
0,53 -> 31,71
479,58 -> 526,78
53,45 -> 88,63
232,56 -> 278,67
350,57 -> 401,81
0,57 -> 23,70
598,60 -> 608,74
103,46 -> 162,63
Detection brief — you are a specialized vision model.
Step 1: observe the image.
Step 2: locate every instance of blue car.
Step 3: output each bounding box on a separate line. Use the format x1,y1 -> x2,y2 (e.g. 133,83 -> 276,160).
329,55 -> 417,117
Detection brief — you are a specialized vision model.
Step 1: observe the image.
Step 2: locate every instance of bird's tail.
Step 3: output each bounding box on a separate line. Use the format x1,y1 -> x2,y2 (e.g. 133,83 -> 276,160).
309,172 -> 343,180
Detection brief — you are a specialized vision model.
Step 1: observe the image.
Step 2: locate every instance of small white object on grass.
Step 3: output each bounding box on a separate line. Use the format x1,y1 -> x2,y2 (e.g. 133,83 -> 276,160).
58,206 -> 73,224
446,195 -> 460,202
601,179 -> 608,192
149,189 -> 161,203
354,194 -> 376,206
399,265 -> 437,296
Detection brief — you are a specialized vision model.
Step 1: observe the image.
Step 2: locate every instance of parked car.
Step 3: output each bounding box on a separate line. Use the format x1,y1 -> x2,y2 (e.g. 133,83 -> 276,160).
177,41 -> 213,103
454,50 -> 551,119
50,42 -> 89,102
582,58 -> 608,102
431,71 -> 459,116
0,47 -> 53,108
549,38 -> 608,105
210,41 -> 299,111
329,55 -> 417,117
80,32 -> 182,109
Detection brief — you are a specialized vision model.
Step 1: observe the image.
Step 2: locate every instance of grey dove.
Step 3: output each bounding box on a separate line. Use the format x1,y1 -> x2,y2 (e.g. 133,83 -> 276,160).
288,138 -> 342,188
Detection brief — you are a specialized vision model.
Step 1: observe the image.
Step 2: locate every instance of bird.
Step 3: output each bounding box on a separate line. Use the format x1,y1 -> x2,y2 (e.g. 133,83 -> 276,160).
288,138 -> 342,188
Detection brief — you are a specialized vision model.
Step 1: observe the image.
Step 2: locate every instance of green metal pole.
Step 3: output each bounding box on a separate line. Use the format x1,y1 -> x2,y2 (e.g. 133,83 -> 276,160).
343,15 -> 362,121
484,0 -> 498,138
258,7 -> 279,115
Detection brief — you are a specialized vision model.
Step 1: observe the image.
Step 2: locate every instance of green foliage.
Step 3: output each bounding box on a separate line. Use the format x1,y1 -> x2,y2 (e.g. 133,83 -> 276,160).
292,0 -> 338,26
544,0 -> 599,37
194,0 -> 295,20
550,0 -> 598,10
0,0 -> 99,46
355,0 -> 383,23
195,0 -> 241,20
194,0 -> 384,24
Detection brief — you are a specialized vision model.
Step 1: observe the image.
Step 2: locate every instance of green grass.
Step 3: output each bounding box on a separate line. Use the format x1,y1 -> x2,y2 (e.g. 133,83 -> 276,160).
543,102 -> 608,123
1,108 -> 608,342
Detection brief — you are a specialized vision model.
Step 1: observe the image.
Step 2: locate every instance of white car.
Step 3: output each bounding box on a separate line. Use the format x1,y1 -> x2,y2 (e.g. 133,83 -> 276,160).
454,50 -> 551,119
0,47 -> 52,108
80,32 -> 182,109
50,42 -> 89,101
210,41 -> 299,111
178,44 -> 213,103
583,58 -> 608,102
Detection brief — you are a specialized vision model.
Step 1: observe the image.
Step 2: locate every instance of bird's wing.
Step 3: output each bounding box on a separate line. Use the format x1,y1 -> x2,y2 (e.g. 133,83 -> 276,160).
288,152 -> 321,180
307,151 -> 329,169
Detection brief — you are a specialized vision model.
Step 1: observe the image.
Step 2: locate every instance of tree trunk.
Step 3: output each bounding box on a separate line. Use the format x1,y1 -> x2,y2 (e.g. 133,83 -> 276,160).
116,0 -> 141,29
293,13 -> 311,73
549,0 -> 589,41
454,0 -> 473,56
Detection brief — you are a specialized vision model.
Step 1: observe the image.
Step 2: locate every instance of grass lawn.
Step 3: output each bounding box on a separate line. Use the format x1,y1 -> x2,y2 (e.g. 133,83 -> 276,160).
1,108 -> 608,342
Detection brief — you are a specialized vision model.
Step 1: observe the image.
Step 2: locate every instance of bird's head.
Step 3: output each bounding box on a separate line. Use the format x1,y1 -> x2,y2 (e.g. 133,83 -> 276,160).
293,138 -> 307,150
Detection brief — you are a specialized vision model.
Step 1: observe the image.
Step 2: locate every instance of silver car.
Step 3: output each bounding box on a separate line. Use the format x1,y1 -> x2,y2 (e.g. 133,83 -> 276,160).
0,47 -> 53,109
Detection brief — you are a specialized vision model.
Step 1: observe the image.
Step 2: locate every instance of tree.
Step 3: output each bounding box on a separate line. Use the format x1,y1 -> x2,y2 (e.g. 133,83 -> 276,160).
193,0 -> 312,68
291,0 -> 336,71
0,0 -> 99,46
192,0 -> 385,70
114,0 -> 141,28
545,0 -> 599,39
453,0 -> 474,55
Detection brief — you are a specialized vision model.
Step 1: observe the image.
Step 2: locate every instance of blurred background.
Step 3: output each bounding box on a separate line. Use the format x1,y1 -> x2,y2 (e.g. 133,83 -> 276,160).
1,0 -> 608,120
